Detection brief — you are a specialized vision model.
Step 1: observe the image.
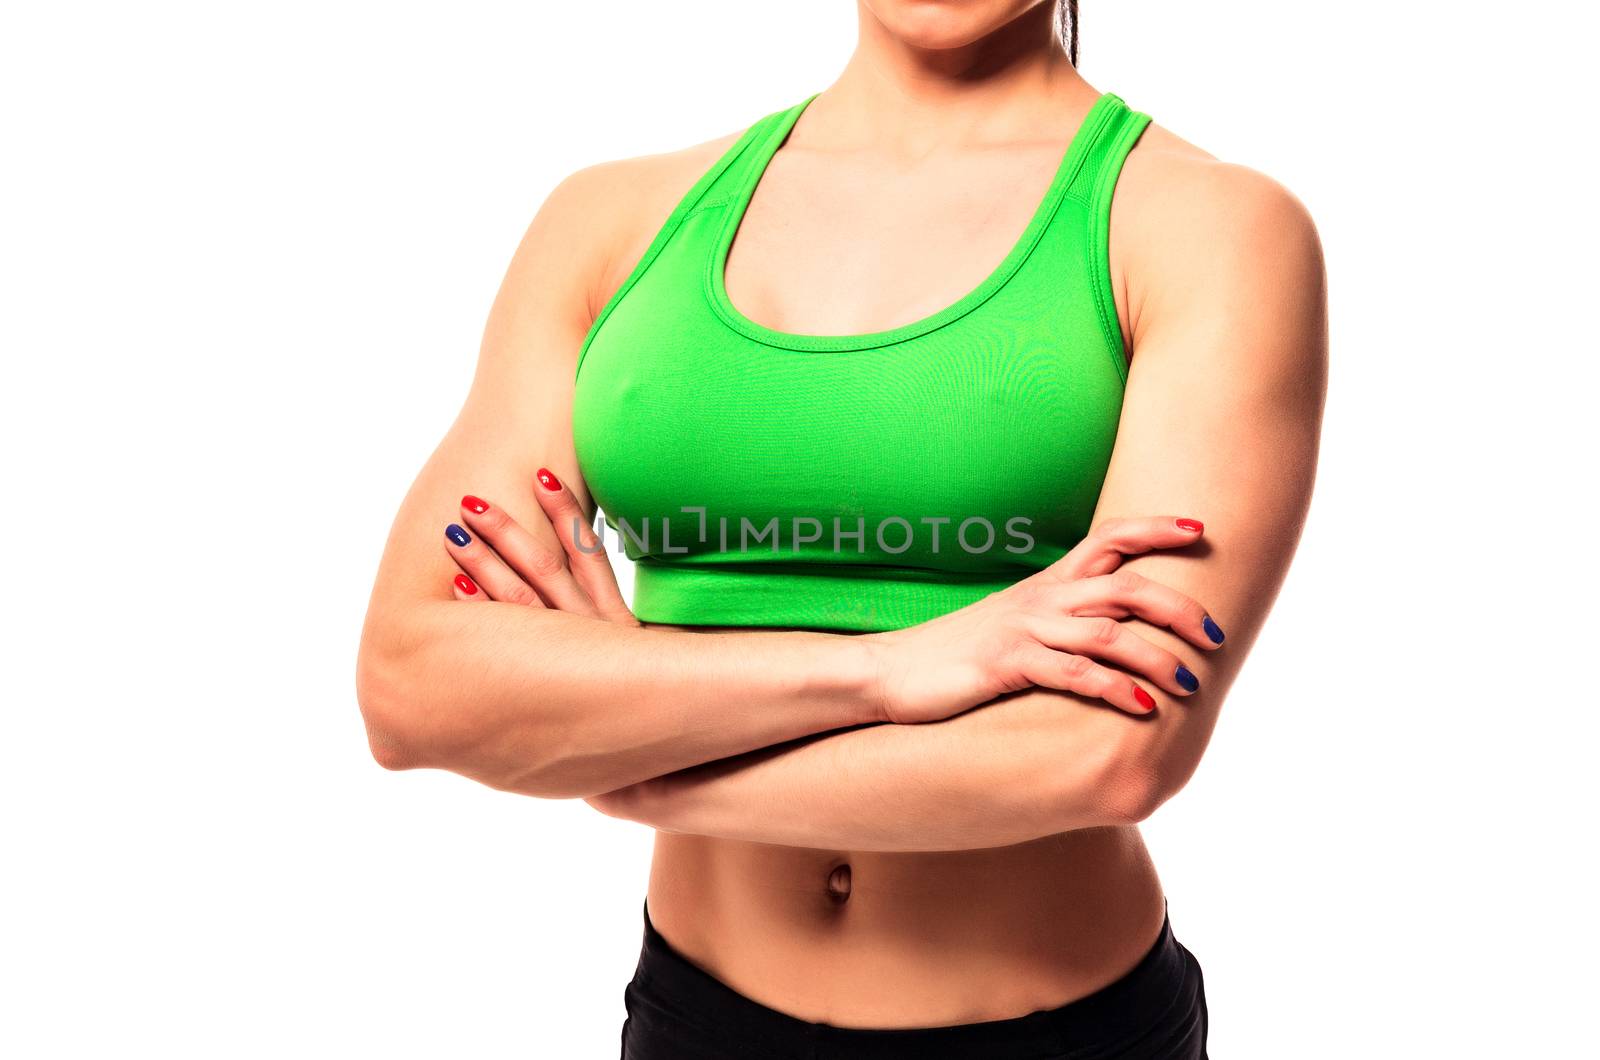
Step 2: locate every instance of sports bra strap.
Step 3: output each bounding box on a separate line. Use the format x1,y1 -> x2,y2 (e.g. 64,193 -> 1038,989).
1062,94 -> 1152,205
1067,95 -> 1152,382
719,95 -> 814,204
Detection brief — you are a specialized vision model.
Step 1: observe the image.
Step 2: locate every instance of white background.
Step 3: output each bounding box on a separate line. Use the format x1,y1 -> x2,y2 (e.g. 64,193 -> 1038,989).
3,2 -> 1596,1056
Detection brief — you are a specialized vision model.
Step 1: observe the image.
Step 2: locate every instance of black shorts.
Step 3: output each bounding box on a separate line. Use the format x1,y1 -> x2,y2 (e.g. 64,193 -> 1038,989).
619,900 -> 1209,1059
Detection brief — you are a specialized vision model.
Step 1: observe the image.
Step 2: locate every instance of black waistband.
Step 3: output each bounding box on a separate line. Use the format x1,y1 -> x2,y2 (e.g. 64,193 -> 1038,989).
630,898 -> 1198,1059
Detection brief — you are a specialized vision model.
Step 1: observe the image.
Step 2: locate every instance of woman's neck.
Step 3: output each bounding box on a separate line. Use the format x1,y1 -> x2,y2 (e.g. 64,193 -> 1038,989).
808,2 -> 1094,155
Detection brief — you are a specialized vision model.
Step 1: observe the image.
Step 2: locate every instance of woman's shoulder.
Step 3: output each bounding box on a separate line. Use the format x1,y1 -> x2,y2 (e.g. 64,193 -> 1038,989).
1121,116 -> 1321,277
554,127 -> 747,219
1112,117 -> 1324,353
1120,117 -> 1318,246
538,125 -> 752,320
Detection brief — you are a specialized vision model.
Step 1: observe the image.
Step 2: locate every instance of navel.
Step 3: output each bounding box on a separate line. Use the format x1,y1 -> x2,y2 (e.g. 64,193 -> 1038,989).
825,862 -> 852,904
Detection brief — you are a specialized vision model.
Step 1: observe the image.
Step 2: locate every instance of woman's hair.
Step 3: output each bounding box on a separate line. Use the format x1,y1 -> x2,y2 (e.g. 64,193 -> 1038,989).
1057,0 -> 1079,66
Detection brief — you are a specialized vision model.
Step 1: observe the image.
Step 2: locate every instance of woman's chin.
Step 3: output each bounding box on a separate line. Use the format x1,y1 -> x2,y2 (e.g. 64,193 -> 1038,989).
864,0 -> 1047,52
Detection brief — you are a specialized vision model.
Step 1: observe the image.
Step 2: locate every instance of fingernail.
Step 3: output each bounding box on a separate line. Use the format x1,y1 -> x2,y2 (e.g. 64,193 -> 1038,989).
454,573 -> 478,595
1202,615 -> 1225,644
537,468 -> 561,492
1175,665 -> 1200,692
1133,686 -> 1157,711
462,495 -> 489,514
1176,518 -> 1203,533
446,524 -> 471,547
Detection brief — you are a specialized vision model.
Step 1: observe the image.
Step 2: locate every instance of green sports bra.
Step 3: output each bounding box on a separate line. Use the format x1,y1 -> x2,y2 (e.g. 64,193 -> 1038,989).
573,91 -> 1152,632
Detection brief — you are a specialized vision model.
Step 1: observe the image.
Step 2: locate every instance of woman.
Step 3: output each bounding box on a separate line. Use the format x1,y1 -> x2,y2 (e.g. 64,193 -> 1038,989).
356,0 -> 1326,1056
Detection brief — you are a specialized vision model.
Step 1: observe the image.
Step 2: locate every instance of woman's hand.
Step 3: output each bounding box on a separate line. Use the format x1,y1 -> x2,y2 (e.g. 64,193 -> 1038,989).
866,517 -> 1226,723
442,467 -> 639,626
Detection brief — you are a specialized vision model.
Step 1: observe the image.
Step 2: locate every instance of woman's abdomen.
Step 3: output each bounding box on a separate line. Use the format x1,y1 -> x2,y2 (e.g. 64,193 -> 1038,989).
643,824 -> 1166,1028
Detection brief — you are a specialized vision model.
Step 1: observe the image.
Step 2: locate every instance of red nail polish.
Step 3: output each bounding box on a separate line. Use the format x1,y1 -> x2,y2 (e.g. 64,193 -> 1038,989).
462,495 -> 489,514
1175,518 -> 1203,533
454,573 -> 478,596
1133,686 -> 1156,711
536,468 -> 561,492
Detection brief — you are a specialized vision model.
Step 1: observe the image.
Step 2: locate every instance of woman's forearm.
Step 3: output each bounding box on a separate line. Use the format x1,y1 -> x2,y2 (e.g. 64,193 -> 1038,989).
588,685 -> 1173,851
356,601 -> 883,799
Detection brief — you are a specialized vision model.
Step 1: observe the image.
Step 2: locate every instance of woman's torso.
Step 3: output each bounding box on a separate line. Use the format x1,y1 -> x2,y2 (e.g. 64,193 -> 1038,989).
575,86 -> 1168,1027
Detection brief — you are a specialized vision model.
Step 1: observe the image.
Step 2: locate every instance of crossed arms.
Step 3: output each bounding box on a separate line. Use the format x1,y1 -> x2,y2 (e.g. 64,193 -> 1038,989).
355,156 -> 1327,852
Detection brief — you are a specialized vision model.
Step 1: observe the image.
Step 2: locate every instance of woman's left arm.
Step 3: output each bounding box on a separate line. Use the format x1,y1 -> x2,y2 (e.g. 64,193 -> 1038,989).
594,163 -> 1329,851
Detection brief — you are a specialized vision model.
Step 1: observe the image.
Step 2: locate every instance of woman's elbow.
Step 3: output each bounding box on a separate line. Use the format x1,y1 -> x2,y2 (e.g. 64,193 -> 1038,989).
1095,763 -> 1171,825
1047,728 -> 1193,829
1094,740 -> 1207,826
353,638 -> 491,776
355,643 -> 432,772
354,641 -> 582,795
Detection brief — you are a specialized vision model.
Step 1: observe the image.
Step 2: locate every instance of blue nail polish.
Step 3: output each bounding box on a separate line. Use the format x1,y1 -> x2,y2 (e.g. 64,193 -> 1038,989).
1202,615 -> 1225,644
1175,665 -> 1200,693
446,523 -> 471,547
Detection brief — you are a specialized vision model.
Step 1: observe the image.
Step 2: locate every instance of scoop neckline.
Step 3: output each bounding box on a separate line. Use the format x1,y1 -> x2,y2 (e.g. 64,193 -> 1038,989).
704,90 -> 1121,353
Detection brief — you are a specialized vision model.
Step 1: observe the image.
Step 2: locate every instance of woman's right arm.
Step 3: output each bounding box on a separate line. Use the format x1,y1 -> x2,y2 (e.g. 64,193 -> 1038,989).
355,155 -> 894,799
